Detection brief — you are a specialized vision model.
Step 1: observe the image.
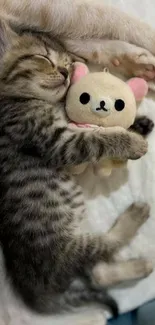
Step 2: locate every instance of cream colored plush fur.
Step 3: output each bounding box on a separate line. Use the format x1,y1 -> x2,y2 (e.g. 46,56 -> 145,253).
66,71 -> 137,176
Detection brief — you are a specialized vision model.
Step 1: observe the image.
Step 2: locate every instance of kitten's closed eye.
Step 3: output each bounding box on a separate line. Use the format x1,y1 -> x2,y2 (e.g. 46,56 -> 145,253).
33,55 -> 54,66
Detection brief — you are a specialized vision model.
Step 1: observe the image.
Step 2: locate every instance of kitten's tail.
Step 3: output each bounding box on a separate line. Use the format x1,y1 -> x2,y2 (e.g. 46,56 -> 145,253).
63,287 -> 119,318
23,285 -> 118,318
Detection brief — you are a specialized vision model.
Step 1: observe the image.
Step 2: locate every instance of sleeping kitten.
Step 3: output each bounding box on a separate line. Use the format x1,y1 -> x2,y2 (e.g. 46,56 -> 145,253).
0,21 -> 151,317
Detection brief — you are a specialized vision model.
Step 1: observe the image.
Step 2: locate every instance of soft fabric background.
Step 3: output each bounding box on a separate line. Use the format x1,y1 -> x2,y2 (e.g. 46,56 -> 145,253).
77,0 -> 155,314
1,0 -> 155,324
87,0 -> 155,313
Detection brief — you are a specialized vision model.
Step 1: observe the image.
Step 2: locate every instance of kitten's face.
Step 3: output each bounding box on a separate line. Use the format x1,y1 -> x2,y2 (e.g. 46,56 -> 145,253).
0,29 -> 73,103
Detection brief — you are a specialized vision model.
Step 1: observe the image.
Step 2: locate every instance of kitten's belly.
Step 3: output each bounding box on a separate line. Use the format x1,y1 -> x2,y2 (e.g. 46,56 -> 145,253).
4,165 -> 86,232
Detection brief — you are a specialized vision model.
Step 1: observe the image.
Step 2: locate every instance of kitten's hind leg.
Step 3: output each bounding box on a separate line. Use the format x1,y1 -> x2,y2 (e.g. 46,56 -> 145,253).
84,203 -> 152,288
66,203 -> 150,269
106,202 -> 150,250
90,259 -> 153,288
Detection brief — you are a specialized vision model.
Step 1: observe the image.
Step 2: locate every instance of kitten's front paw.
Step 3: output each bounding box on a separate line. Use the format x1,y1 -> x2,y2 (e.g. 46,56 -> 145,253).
127,132 -> 148,160
98,127 -> 147,160
131,116 -> 154,136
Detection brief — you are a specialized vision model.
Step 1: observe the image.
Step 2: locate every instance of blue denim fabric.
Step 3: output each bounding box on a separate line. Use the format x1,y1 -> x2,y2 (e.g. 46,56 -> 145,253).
136,300 -> 155,325
108,300 -> 155,325
108,311 -> 136,325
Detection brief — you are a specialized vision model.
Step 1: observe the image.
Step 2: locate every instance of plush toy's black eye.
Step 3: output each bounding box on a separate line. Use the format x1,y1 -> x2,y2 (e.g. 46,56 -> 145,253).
114,99 -> 125,111
79,92 -> 90,105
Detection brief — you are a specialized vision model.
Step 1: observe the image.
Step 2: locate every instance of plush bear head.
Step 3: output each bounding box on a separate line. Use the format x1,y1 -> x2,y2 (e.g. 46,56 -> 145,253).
66,63 -> 148,130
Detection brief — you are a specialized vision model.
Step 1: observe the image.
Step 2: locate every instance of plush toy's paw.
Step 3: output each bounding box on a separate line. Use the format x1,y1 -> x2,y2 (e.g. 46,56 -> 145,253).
127,131 -> 148,160
112,48 -> 155,82
130,115 -> 154,136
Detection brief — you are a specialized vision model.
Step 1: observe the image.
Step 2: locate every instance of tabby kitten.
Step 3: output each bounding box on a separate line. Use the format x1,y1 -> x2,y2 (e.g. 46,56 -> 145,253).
0,21 -> 149,316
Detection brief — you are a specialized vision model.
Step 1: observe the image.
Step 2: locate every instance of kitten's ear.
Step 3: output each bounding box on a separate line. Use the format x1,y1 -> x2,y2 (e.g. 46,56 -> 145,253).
0,19 -> 16,58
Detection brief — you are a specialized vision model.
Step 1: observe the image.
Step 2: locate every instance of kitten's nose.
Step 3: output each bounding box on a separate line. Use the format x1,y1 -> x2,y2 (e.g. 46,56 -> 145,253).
58,67 -> 69,80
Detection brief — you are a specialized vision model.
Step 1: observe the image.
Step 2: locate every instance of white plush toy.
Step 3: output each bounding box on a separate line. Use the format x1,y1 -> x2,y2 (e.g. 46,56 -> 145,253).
66,63 -> 148,177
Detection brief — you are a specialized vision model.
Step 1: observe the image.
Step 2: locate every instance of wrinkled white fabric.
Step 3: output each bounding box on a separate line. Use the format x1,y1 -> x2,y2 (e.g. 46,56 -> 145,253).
86,0 -> 155,313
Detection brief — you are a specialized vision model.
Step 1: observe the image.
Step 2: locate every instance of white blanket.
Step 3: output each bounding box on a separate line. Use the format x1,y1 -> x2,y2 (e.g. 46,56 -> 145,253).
1,0 -> 155,324
76,0 -> 155,314
93,0 -> 155,313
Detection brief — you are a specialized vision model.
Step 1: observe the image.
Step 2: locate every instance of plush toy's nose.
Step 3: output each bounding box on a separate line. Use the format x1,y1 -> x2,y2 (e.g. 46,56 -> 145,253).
100,101 -> 106,110
91,97 -> 113,116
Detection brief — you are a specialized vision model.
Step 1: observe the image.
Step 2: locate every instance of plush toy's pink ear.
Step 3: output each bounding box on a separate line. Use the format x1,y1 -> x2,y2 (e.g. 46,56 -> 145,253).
127,78 -> 148,101
71,62 -> 89,84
